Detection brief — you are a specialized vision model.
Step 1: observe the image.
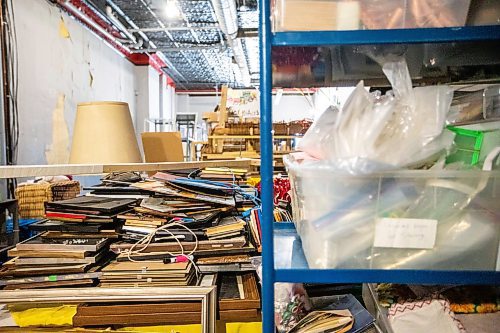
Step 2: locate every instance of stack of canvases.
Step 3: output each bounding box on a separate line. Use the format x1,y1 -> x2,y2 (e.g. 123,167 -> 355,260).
0,196 -> 137,290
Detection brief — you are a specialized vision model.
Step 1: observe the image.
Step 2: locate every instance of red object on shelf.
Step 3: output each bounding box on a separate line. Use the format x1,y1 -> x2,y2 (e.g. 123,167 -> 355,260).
45,211 -> 87,220
257,177 -> 291,205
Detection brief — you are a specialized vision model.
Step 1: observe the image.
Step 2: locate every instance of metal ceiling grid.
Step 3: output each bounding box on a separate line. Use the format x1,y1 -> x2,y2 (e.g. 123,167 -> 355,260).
105,0 -> 258,90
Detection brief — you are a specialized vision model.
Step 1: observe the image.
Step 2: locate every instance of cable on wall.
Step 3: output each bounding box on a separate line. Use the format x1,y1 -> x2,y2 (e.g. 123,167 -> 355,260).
1,0 -> 19,198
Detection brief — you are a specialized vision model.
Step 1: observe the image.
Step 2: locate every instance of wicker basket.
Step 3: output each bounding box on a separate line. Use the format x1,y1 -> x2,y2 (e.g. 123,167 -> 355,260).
15,181 -> 80,218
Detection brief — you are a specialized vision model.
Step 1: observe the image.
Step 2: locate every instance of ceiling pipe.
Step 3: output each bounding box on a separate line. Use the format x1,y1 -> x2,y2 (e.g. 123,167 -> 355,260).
105,6 -> 143,49
129,26 -> 220,32
210,0 -> 251,87
57,0 -> 131,53
130,46 -> 224,53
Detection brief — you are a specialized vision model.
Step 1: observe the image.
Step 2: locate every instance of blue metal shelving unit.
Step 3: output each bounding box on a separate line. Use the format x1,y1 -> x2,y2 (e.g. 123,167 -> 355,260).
259,3 -> 500,330
272,25 -> 500,46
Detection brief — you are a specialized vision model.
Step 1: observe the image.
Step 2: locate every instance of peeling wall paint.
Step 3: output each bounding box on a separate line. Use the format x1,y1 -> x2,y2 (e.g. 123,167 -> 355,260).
14,0 -> 137,165
45,94 -> 70,164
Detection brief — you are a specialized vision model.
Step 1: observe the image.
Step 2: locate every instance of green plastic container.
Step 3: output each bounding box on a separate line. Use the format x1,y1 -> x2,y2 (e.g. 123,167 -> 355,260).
447,127 -> 484,165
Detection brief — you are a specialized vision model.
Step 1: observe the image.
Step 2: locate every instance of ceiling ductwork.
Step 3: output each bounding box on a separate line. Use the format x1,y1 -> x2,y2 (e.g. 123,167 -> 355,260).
58,0 -> 258,90
211,0 -> 251,87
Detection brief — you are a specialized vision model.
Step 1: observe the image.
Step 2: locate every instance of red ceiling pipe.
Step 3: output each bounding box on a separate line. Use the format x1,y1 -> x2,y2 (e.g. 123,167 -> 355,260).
56,0 -> 131,56
57,0 -> 174,86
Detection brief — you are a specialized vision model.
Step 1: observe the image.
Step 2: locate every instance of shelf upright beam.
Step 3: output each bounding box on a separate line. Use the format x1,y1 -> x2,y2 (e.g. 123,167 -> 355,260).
259,0 -> 275,331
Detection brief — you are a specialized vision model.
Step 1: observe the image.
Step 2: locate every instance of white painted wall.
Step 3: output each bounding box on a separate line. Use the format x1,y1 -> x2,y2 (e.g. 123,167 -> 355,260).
13,0 -> 138,165
134,66 -> 150,135
272,95 -> 314,122
148,67 -> 161,120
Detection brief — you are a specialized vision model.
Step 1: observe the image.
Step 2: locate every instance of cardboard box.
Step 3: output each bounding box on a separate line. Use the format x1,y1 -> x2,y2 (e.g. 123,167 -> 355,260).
202,112 -> 220,123
275,0 -> 339,31
141,132 -> 184,163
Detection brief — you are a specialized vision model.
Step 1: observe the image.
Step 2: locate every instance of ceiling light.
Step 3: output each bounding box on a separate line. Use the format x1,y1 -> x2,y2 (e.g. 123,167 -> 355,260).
164,0 -> 181,19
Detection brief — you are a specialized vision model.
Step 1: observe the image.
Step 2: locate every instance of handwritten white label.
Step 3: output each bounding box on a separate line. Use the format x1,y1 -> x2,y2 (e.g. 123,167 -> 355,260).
374,218 -> 437,249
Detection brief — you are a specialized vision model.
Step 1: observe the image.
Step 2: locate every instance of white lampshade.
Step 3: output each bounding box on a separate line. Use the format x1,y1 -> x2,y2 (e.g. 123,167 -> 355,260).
69,101 -> 142,164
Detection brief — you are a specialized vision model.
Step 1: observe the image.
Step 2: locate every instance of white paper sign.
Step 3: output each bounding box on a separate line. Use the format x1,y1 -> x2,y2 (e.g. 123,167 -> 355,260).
374,218 -> 438,249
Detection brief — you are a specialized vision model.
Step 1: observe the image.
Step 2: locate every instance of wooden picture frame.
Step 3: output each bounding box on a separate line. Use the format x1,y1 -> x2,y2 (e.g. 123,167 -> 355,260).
218,272 -> 260,311
0,286 -> 216,333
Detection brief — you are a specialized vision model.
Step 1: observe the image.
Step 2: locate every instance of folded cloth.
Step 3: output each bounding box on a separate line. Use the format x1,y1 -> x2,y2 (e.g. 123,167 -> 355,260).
8,304 -> 77,327
388,298 -> 466,333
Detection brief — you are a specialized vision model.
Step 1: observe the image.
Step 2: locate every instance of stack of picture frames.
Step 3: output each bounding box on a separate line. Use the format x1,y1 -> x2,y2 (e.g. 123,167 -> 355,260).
0,234 -> 109,289
0,286 -> 217,333
70,272 -> 261,328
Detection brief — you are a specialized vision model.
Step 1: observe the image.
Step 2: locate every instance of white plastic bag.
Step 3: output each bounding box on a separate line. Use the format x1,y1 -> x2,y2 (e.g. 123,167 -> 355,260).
298,59 -> 454,172
297,105 -> 339,159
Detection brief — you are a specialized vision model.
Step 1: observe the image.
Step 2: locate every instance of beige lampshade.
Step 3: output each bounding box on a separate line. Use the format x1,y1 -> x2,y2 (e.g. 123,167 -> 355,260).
69,101 -> 142,164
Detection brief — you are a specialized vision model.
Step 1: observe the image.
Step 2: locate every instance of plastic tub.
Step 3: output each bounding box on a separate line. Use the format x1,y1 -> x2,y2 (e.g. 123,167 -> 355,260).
272,0 -> 472,32
284,155 -> 500,270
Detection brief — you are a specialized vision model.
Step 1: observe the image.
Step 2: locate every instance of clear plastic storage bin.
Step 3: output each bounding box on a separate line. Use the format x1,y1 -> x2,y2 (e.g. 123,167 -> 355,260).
273,0 -> 472,32
284,156 -> 500,270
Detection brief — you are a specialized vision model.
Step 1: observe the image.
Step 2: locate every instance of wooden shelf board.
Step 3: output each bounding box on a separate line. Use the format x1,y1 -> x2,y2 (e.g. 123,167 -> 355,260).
208,135 -> 302,139
0,160 -> 252,179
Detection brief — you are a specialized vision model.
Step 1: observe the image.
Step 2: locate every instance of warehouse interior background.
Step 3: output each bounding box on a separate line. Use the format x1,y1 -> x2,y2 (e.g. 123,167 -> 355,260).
8,0 -> 349,166
0,0 -> 499,332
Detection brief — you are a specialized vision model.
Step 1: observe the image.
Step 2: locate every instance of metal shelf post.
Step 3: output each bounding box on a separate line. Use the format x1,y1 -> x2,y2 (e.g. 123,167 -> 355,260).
259,0 -> 275,331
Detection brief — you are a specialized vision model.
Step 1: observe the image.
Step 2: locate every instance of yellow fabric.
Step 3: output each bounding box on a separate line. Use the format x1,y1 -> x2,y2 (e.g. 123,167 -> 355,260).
118,322 -> 262,333
118,326 -> 200,333
227,322 -> 262,333
8,304 -> 77,327
7,305 -> 260,333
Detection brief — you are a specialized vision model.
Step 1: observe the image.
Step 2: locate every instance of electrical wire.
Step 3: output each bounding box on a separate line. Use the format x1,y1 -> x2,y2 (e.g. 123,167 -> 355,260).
2,0 -> 19,197
123,220 -> 201,279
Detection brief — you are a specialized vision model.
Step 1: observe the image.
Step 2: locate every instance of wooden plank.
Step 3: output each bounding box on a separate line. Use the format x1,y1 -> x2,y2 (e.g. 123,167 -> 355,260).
102,160 -> 252,173
0,160 -> 252,179
76,302 -> 201,316
8,249 -> 88,259
219,309 -> 261,322
203,152 -> 260,160
208,135 -> 301,139
219,85 -> 229,127
4,279 -> 94,290
73,311 -> 201,326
